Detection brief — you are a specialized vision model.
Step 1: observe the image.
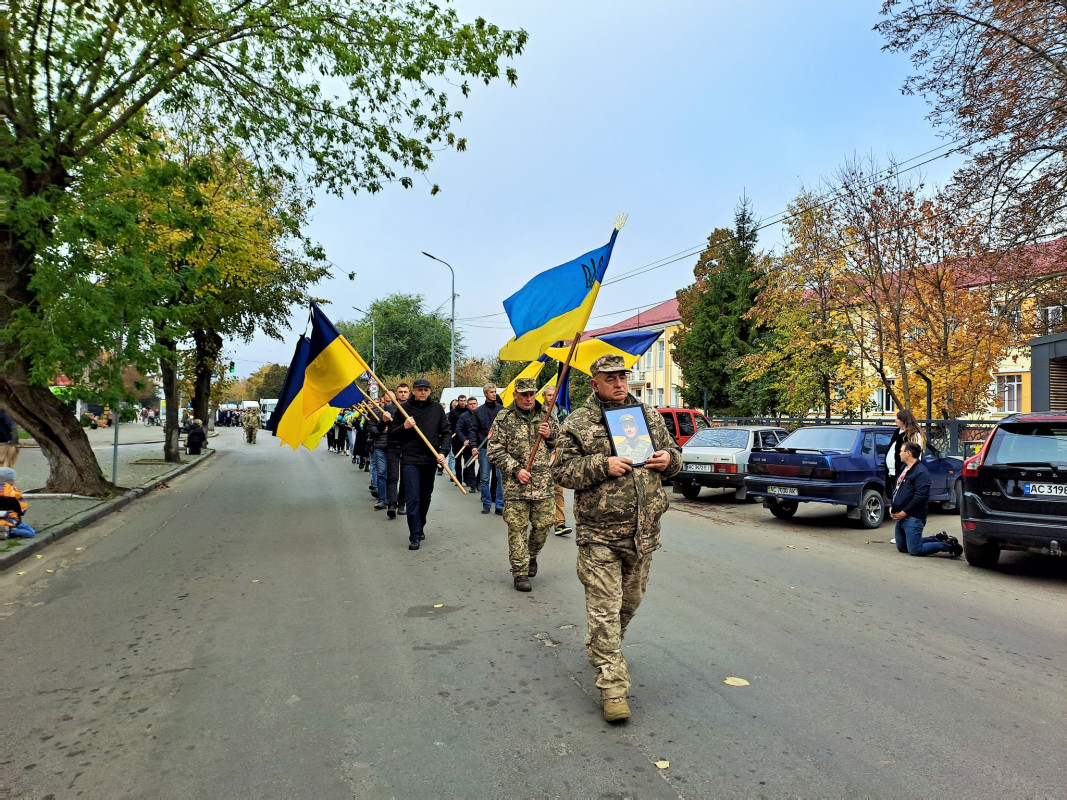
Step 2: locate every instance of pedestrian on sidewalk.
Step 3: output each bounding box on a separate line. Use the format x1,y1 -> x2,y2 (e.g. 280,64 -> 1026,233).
0,407 -> 19,468
890,441 -> 961,557
552,354 -> 681,724
185,419 -> 207,455
488,377 -> 559,592
393,378 -> 449,550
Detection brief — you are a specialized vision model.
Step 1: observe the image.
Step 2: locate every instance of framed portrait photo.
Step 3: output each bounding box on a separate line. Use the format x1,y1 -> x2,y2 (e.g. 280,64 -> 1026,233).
604,406 -> 655,467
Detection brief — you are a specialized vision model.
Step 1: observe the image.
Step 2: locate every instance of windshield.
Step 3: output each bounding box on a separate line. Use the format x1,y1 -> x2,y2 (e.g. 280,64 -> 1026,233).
986,422 -> 1067,465
687,429 -> 749,449
778,427 -> 857,451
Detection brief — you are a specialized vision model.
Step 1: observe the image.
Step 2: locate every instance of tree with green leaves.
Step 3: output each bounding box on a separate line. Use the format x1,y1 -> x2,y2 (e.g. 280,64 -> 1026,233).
338,293 -> 459,380
673,200 -> 771,415
1,0 -> 525,493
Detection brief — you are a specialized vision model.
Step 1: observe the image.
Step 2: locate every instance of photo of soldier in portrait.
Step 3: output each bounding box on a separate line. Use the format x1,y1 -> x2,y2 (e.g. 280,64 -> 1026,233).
606,408 -> 654,466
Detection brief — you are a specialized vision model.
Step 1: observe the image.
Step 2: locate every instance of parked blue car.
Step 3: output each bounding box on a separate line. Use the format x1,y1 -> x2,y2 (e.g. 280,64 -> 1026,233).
744,425 -> 964,528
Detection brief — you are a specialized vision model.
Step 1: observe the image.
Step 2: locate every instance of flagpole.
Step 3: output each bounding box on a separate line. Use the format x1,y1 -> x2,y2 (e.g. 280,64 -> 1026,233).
360,400 -> 381,422
524,331 -> 581,472
367,366 -> 467,494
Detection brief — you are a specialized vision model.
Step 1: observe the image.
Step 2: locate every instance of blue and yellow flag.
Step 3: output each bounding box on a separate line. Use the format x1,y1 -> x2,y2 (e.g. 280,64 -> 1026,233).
268,336 -> 311,436
500,229 -> 619,361
304,302 -> 372,416
498,355 -> 549,407
543,329 -> 662,376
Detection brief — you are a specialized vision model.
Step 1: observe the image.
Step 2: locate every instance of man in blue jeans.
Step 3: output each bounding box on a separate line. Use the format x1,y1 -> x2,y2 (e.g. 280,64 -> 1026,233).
889,441 -> 962,557
466,383 -> 504,515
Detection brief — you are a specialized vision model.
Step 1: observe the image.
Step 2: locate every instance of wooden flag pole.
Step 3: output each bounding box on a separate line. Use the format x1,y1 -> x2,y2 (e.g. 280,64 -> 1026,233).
369,367 -> 467,494
524,331 -> 581,472
360,400 -> 381,421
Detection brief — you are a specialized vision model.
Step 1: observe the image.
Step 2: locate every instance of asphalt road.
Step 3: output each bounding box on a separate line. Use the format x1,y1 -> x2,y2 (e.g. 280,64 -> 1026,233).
2,428 -> 1064,799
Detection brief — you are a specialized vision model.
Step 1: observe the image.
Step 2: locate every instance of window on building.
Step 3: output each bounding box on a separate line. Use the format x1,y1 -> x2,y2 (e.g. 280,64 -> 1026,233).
657,387 -> 664,406
671,386 -> 680,406
876,382 -> 896,414
633,388 -> 642,400
996,303 -> 1021,331
656,340 -> 665,370
996,374 -> 1022,413
1040,305 -> 1065,335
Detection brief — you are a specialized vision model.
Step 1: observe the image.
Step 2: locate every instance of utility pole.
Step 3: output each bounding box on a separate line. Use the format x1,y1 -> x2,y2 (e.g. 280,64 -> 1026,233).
421,251 -> 456,387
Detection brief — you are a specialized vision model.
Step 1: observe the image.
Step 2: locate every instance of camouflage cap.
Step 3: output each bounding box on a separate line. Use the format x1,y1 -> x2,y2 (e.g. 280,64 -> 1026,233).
514,377 -> 538,393
620,413 -> 637,425
590,354 -> 629,375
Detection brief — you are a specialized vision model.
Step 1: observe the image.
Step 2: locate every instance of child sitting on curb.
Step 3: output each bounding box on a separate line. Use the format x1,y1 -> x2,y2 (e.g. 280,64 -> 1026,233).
0,467 -> 34,539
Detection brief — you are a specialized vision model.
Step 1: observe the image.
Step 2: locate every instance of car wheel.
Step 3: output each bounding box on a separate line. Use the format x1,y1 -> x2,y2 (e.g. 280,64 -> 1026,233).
963,536 -> 1000,568
680,483 -> 701,500
768,499 -> 798,519
857,488 -> 885,529
944,480 -> 963,514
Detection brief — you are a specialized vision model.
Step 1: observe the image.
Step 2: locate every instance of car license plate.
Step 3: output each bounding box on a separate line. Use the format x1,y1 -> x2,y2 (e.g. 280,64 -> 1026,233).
1023,482 -> 1067,496
686,463 -> 711,472
768,486 -> 798,496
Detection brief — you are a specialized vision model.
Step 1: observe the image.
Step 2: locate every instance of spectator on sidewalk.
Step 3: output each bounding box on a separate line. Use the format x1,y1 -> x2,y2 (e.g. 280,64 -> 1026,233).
0,467 -> 30,539
890,441 -> 961,557
0,407 -> 19,468
185,419 -> 207,455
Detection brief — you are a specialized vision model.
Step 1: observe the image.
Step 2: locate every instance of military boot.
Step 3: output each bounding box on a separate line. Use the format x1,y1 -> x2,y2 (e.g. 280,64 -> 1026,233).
527,557 -> 538,577
603,697 -> 631,723
513,575 -> 532,592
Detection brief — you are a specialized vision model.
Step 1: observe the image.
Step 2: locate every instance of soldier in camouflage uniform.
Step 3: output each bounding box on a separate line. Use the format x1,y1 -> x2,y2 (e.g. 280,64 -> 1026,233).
243,407 -> 260,444
487,377 -> 559,592
613,412 -> 654,464
551,354 -> 681,723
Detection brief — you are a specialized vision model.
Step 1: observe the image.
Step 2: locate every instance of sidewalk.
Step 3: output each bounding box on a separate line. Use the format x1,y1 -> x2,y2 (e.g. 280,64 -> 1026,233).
1,421 -> 226,570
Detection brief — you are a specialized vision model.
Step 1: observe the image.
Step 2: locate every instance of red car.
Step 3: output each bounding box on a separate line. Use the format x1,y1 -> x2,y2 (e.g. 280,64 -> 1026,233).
656,407 -> 711,446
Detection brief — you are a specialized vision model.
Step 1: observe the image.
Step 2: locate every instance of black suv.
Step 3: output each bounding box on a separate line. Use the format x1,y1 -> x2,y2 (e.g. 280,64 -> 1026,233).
961,413 -> 1067,567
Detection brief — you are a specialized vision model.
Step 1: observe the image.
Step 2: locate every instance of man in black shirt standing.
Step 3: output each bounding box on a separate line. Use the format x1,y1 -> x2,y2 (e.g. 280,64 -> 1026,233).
393,378 -> 450,550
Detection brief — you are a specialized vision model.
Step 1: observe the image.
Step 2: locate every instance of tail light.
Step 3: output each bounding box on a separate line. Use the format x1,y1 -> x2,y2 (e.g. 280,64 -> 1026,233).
810,467 -> 838,480
962,521 -> 977,531
749,461 -> 767,475
713,464 -> 738,474
963,429 -> 996,478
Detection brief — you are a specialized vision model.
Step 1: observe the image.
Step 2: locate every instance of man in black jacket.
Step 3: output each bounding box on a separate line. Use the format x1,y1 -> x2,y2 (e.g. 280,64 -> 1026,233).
889,442 -> 961,557
393,378 -> 450,550
379,385 -> 410,519
467,383 -> 505,514
456,396 -> 480,491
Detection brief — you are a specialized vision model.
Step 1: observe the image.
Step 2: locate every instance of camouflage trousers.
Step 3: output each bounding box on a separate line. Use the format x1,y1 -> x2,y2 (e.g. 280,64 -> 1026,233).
503,497 -> 554,576
576,540 -> 652,700
244,426 -> 257,444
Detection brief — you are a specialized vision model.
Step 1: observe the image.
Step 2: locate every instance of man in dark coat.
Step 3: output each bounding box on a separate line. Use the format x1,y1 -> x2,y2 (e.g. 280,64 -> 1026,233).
379,384 -> 410,519
890,441 -> 961,557
392,378 -> 450,550
467,383 -> 505,514
185,419 -> 208,455
455,396 -> 480,491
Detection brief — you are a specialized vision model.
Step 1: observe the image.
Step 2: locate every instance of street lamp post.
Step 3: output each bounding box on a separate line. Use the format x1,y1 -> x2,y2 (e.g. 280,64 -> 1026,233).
421,251 -> 455,387
352,306 -> 375,373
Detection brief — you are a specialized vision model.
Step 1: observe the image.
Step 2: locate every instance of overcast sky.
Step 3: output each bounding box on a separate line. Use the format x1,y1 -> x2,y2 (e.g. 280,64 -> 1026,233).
230,0 -> 961,378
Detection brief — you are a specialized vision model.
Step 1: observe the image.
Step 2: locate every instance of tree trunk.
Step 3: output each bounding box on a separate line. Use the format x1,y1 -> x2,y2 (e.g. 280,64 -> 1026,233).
0,180 -> 117,496
191,329 -> 222,426
822,377 -> 832,422
157,334 -> 183,463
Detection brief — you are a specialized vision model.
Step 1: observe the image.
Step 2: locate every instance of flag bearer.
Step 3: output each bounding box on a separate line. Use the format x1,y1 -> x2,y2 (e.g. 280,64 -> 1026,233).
488,377 -> 559,592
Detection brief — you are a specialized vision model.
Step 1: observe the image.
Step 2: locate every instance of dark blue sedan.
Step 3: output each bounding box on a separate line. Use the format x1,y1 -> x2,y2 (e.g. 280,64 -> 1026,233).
744,426 -> 963,528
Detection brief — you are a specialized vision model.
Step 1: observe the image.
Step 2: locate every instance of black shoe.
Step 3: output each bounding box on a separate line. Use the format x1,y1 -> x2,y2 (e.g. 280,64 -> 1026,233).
370,490 -> 378,499
495,507 -> 503,515
935,531 -> 951,542
387,507 -> 397,519
437,467 -> 444,476
398,503 -> 407,515
528,557 -> 538,577
482,506 -> 491,514
555,523 -> 573,536
946,536 -> 963,557
409,541 -> 420,550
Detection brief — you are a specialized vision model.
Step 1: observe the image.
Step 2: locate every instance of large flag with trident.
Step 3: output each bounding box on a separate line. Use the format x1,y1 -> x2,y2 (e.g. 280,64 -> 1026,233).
499,216 -> 626,361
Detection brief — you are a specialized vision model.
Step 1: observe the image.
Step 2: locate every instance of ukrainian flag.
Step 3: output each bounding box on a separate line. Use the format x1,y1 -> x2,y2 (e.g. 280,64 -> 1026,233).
268,336 -> 311,436
543,329 -> 662,375
304,302 -> 372,416
499,229 -> 619,361
498,355 -> 549,407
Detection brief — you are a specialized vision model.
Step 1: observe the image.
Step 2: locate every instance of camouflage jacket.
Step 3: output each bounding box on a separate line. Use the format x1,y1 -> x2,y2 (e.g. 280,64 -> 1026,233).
551,393 -> 681,553
487,401 -> 560,501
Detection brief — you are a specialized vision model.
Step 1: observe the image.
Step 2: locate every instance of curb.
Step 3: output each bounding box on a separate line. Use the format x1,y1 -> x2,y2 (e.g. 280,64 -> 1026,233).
1,449 -> 216,571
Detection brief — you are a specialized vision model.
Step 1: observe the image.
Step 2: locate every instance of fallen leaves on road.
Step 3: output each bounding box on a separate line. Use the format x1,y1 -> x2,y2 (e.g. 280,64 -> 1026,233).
251,579 -> 260,583
154,481 -> 169,490
16,571 -> 25,576
655,761 -> 670,769
433,604 -> 443,608
34,554 -> 42,559
724,677 -> 750,687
